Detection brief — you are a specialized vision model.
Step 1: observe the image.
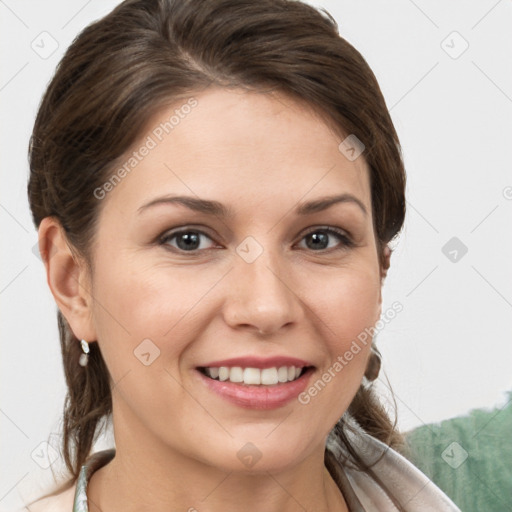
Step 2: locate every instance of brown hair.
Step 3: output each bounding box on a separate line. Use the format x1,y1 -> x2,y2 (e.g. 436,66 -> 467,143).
28,0 -> 406,481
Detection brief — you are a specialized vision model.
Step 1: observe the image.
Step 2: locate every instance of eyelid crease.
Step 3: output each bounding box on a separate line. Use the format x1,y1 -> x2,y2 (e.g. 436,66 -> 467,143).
299,226 -> 355,250
157,227 -> 220,249
157,225 -> 355,253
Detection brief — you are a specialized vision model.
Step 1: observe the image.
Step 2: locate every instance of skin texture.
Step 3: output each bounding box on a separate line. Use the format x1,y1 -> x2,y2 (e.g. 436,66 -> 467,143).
40,87 -> 390,512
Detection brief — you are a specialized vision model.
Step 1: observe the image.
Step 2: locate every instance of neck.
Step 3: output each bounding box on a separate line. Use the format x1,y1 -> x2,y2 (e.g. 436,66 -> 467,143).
87,418 -> 348,512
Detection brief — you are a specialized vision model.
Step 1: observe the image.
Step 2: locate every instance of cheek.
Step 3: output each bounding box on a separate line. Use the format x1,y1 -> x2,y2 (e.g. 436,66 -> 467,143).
89,261 -> 218,375
315,262 -> 381,342
302,265 -> 380,410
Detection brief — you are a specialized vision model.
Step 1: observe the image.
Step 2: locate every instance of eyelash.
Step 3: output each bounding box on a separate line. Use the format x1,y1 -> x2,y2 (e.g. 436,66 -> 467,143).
158,226 -> 355,254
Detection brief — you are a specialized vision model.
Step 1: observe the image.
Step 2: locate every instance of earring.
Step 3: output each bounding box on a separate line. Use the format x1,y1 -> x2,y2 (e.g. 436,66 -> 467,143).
79,339 -> 90,367
364,347 -> 381,382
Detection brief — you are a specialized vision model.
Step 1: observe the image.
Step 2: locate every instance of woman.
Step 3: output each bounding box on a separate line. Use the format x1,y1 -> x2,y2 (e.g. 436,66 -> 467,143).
25,0 -> 460,510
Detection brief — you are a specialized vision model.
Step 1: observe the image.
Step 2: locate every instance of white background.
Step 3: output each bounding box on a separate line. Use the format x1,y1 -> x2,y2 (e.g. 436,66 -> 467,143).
1,0 -> 511,510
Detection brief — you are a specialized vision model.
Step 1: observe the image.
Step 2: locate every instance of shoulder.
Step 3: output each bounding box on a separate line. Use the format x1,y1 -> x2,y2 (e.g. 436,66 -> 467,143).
21,482 -> 75,512
19,449 -> 114,512
327,420 -> 462,511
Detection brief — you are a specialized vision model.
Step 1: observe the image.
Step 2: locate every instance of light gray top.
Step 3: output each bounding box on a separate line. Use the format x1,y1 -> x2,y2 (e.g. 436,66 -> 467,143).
26,420 -> 461,512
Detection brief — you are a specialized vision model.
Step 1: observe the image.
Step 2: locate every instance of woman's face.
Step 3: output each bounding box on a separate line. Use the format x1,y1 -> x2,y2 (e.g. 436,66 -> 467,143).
82,87 -> 384,472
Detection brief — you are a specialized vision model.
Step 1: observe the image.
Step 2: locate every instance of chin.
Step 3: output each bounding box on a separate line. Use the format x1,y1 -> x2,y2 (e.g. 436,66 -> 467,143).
195,433 -> 317,475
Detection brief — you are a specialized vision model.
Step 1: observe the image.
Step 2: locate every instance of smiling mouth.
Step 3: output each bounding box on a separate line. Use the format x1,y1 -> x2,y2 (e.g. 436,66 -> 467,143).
197,365 -> 312,386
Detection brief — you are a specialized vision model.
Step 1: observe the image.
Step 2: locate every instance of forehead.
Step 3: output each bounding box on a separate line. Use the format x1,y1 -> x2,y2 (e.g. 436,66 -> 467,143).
99,87 -> 371,221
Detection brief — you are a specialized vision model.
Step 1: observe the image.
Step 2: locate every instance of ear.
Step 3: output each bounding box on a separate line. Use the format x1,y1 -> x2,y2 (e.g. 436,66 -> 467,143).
38,217 -> 97,342
375,244 -> 392,321
380,245 -> 392,282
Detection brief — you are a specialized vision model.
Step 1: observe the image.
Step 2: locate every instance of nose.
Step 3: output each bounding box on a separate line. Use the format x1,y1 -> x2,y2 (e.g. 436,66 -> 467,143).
222,247 -> 304,336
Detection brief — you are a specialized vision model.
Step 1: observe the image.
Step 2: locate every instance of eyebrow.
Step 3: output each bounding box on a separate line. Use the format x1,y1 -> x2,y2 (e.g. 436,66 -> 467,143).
137,193 -> 368,217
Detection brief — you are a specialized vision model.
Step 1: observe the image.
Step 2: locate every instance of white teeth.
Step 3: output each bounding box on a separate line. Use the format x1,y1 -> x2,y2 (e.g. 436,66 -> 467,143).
229,367 -> 243,383
243,368 -> 261,385
261,367 -> 278,385
203,365 -> 305,385
277,366 -> 289,383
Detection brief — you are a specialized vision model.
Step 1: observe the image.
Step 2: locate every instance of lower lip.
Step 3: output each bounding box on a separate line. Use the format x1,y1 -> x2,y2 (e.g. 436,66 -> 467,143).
196,368 -> 313,410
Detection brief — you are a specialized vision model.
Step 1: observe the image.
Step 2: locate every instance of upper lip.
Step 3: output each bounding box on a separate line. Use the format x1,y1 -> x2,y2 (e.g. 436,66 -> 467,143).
198,356 -> 314,369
